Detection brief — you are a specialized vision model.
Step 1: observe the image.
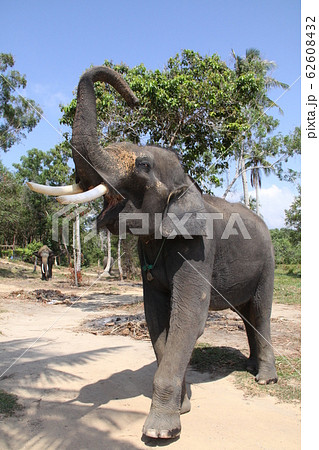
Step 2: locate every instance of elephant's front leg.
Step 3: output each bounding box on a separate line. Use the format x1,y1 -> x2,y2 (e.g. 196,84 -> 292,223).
143,280 -> 210,439
143,286 -> 170,366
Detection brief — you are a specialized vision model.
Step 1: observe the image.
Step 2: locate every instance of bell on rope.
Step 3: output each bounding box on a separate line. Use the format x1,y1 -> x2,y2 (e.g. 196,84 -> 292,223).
146,270 -> 154,282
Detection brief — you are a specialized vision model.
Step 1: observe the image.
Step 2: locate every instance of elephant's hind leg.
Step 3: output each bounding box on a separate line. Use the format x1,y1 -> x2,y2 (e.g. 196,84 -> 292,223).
239,265 -> 277,384
237,301 -> 259,375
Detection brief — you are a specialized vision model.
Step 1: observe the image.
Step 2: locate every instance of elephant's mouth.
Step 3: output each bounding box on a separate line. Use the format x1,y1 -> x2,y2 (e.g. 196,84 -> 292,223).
103,193 -> 124,212
97,195 -> 128,232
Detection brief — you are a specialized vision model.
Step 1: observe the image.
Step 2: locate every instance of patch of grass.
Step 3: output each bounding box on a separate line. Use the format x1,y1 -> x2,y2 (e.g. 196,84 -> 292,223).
0,267 -> 16,278
235,356 -> 301,403
0,266 -> 37,280
274,265 -> 301,305
191,344 -> 300,403
109,286 -> 120,293
0,390 -> 23,417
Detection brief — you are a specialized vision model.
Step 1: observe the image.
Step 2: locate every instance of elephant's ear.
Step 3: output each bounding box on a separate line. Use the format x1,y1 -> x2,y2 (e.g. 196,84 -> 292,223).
33,251 -> 39,257
161,185 -> 207,238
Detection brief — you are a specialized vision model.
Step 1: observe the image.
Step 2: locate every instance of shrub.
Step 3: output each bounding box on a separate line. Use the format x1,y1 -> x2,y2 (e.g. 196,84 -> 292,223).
270,228 -> 301,265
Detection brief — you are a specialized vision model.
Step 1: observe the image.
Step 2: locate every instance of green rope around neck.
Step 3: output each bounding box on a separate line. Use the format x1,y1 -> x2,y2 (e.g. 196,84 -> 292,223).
142,238 -> 167,280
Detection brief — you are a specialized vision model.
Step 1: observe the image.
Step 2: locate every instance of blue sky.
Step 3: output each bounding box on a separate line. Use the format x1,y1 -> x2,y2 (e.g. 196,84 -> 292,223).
1,0 -> 301,228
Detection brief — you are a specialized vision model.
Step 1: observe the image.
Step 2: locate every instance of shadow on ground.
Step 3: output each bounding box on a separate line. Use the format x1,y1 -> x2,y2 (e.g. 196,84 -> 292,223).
0,267 -> 35,279
0,337 -> 250,448
0,337 -> 143,448
190,345 -> 248,381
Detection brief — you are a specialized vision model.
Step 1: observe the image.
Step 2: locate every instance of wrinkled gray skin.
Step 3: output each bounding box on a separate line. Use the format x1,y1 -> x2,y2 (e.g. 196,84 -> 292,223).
71,66 -> 277,439
34,245 -> 54,281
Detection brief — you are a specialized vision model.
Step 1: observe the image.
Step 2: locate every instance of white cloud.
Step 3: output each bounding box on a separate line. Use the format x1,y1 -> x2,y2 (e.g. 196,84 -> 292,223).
31,83 -> 69,110
256,185 -> 295,229
226,184 -> 295,229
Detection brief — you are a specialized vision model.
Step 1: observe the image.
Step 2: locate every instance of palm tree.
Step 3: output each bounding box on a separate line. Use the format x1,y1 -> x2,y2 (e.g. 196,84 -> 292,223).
231,48 -> 288,208
232,48 -> 288,108
246,147 -> 274,216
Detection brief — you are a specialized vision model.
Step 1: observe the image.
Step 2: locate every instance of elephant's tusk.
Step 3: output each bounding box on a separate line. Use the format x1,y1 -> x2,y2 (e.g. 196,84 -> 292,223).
57,184 -> 109,204
27,182 -> 83,196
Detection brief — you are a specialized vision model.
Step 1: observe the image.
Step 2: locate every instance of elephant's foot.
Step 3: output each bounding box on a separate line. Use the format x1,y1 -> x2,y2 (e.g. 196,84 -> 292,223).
142,408 -> 181,439
246,357 -> 258,375
255,363 -> 278,385
181,394 -> 191,414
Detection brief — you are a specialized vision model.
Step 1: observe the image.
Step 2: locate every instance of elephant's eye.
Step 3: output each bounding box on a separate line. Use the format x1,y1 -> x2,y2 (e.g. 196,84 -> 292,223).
136,158 -> 152,171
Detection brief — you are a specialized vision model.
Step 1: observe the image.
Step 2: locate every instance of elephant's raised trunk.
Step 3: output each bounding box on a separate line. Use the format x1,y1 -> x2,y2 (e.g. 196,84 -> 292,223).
71,66 -> 139,191
27,66 -> 139,204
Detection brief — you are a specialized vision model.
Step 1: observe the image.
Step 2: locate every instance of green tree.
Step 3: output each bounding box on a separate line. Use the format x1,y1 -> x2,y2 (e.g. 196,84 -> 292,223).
12,143 -> 73,248
270,228 -> 300,265
60,49 -> 299,202
0,162 -> 26,247
244,116 -> 280,215
285,185 -> 301,244
60,50 -> 258,191
13,141 -> 72,185
0,53 -> 42,151
276,126 -> 301,183
232,48 -> 288,110
224,49 -> 289,207
269,185 -> 301,266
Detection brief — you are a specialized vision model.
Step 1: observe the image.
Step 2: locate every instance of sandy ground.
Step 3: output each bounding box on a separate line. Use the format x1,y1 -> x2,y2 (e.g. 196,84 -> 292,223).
0,261 -> 300,449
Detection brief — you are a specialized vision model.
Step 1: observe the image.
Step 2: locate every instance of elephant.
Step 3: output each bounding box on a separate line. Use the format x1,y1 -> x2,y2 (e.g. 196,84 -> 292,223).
33,245 -> 55,281
28,66 -> 277,439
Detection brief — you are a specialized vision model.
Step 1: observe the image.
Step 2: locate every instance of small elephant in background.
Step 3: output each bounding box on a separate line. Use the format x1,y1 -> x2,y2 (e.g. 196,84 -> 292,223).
34,245 -> 55,281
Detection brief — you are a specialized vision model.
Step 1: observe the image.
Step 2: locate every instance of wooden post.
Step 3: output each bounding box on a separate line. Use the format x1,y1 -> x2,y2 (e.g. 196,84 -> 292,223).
75,210 -> 81,276
104,230 -> 112,274
118,237 -> 123,281
33,256 -> 37,272
73,222 -> 78,287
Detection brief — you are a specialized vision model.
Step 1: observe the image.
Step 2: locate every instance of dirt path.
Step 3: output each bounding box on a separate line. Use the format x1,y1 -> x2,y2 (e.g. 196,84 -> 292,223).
0,261 -> 300,449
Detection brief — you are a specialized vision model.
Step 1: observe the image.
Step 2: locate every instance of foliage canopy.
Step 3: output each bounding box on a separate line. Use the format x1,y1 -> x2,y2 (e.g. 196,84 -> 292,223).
0,49 -> 300,272
0,53 -> 42,152
62,50 -> 288,191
